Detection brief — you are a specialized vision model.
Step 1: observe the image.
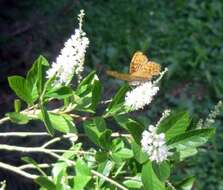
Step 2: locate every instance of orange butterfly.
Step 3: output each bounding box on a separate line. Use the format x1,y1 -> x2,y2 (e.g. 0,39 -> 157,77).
106,51 -> 161,85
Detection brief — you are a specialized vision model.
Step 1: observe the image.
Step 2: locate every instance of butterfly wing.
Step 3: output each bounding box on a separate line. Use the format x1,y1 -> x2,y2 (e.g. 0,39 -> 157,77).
106,70 -> 147,81
129,52 -> 148,74
141,61 -> 161,76
131,61 -> 160,80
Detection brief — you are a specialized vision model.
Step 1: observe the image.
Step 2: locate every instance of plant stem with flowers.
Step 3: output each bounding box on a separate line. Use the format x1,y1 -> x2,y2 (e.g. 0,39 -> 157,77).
0,9 -> 221,190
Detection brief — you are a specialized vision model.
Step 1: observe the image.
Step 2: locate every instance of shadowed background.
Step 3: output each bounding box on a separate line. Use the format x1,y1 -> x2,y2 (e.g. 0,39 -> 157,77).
0,0 -> 223,189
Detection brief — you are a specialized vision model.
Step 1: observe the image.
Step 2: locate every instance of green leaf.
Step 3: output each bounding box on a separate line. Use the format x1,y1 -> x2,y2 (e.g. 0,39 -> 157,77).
52,162 -> 67,183
47,113 -> 76,133
152,161 -> 170,182
26,55 -> 49,96
112,148 -> 133,159
157,111 -> 190,140
35,177 -> 56,190
142,161 -> 165,190
74,71 -> 102,112
175,176 -> 195,190
73,159 -> 91,190
92,78 -> 102,110
167,128 -> 215,150
123,179 -> 142,189
179,148 -> 198,160
114,115 -> 144,144
8,76 -> 33,104
97,160 -> 113,187
107,84 -> 129,111
104,84 -> 130,116
95,152 -> 109,163
45,86 -> 73,100
99,129 -> 112,150
6,112 -> 30,124
22,156 -> 46,176
83,117 -> 112,149
75,159 -> 91,176
76,71 -> 96,90
132,141 -> 148,164
40,106 -> 55,136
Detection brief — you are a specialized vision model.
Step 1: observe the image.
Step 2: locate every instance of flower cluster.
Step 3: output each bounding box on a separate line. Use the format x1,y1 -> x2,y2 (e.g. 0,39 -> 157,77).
141,125 -> 170,163
46,10 -> 89,86
124,81 -> 159,110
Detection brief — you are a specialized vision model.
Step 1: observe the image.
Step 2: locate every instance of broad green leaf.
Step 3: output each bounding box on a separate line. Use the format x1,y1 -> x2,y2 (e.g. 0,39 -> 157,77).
74,71 -> 102,112
73,176 -> 91,190
123,179 -> 142,189
35,177 -> 56,190
75,159 -> 91,176
95,152 -> 109,163
40,106 -> 55,136
6,112 -> 30,125
26,55 -> 49,96
167,128 -> 215,150
45,86 -> 73,100
83,117 -> 112,149
99,129 -> 112,150
132,141 -> 148,164
8,76 -> 33,104
52,162 -> 67,184
175,176 -> 195,190
179,148 -> 198,160
47,113 -> 76,133
157,111 -> 190,140
152,161 -> 170,182
114,115 -> 144,144
76,71 -> 96,90
112,148 -> 133,159
105,84 -> 130,116
142,161 -> 165,190
73,159 -> 91,190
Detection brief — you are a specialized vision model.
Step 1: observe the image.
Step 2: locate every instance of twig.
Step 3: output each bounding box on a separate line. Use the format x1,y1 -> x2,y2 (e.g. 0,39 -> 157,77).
0,117 -> 10,125
0,144 -> 94,155
19,163 -> 55,170
0,132 -> 49,137
100,99 -> 112,104
41,134 -> 78,148
166,180 -> 176,190
0,162 -> 38,179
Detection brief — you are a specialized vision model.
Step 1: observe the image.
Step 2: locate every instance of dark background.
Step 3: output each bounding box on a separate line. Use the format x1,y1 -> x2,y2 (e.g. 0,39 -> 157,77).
0,0 -> 223,189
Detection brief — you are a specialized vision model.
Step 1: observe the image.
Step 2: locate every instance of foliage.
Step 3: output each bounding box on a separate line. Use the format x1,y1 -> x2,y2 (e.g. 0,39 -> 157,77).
0,53 -> 217,189
0,1 -> 223,189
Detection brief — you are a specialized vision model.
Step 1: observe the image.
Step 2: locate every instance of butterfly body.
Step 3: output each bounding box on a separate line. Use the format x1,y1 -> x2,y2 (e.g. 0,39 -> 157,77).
107,51 -> 160,85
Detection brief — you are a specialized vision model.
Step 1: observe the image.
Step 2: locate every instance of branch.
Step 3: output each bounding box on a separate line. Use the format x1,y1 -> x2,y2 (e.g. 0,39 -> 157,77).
0,117 -> 10,125
41,134 -> 77,148
0,132 -> 49,137
0,161 -> 38,179
19,163 -> 55,170
0,144 -> 94,156
166,180 -> 176,190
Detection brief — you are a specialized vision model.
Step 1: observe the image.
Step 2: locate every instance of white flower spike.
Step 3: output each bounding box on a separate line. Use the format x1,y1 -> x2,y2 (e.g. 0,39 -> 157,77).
46,9 -> 89,86
124,81 -> 159,110
141,125 -> 171,163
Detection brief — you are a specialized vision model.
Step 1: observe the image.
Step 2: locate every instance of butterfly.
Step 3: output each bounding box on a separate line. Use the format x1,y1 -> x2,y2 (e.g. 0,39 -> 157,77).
106,51 -> 161,85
